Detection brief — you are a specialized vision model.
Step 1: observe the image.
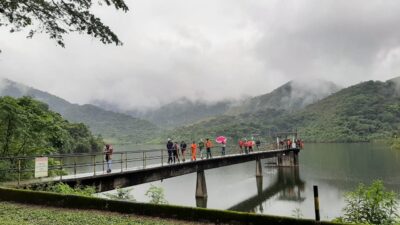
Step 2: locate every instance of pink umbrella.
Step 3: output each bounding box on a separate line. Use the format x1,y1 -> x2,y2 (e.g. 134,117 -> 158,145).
215,136 -> 227,144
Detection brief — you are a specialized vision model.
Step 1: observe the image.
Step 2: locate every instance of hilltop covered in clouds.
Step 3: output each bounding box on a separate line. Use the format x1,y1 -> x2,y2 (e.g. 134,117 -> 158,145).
0,79 -> 160,144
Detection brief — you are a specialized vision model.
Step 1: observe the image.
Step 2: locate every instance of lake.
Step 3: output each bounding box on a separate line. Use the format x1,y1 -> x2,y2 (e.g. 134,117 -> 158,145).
103,143 -> 400,221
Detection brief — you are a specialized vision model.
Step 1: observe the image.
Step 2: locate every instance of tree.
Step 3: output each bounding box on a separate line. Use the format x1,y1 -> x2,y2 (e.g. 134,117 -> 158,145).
336,180 -> 399,224
0,0 -> 129,47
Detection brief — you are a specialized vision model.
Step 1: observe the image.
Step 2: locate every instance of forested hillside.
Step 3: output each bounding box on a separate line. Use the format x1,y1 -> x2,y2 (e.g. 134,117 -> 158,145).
166,78 -> 400,143
0,96 -> 102,156
0,79 -> 160,144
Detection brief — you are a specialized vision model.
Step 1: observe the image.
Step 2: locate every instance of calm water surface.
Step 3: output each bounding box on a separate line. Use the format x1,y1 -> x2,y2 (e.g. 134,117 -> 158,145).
105,143 -> 400,220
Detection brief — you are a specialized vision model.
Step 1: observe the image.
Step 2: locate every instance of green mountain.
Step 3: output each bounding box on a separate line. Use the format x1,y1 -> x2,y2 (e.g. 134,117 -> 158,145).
166,77 -> 400,143
0,79 -> 160,144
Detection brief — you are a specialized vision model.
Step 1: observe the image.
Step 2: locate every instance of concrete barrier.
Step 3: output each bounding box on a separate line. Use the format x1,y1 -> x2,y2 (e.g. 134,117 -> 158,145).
0,187 -> 343,225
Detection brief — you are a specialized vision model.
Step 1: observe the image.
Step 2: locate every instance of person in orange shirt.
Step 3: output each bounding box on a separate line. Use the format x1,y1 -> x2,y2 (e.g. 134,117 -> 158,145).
206,138 -> 213,159
191,141 -> 197,161
238,140 -> 244,154
247,139 -> 253,153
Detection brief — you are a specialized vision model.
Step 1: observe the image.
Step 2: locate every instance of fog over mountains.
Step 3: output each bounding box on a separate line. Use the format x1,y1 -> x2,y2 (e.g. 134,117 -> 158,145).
0,79 -> 159,144
93,79 -> 341,128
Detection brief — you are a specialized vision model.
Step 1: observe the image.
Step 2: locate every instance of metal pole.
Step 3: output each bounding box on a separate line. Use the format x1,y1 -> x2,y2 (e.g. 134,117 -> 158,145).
93,155 -> 96,175
314,185 -> 320,221
144,152 -> 147,168
74,157 -> 77,176
60,158 -> 63,181
102,154 -> 104,173
18,159 -> 21,187
120,152 -> 123,172
143,151 -> 145,168
125,152 -> 128,170
161,149 -> 163,166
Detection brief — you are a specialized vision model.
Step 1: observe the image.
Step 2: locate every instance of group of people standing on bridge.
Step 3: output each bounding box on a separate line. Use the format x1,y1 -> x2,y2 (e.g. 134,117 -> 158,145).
166,138 -> 214,164
278,138 -> 304,149
238,138 -> 261,154
165,137 -> 265,164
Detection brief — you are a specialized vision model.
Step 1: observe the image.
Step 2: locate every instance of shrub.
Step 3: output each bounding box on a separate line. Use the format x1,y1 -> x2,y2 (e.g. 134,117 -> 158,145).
337,180 -> 399,224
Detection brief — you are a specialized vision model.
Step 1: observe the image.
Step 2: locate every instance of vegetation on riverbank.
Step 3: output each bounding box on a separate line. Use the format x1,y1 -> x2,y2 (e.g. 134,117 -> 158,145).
0,201 -> 204,225
335,180 -> 399,224
0,96 -> 103,156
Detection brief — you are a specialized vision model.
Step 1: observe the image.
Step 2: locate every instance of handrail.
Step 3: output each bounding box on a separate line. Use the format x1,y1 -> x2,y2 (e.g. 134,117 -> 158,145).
0,143 -> 299,185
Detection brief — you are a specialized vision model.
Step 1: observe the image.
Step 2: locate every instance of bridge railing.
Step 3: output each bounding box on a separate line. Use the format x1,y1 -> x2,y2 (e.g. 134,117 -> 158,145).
0,144 -> 283,186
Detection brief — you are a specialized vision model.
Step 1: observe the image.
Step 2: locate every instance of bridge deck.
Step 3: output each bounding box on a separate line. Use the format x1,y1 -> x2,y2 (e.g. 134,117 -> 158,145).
9,148 -> 299,192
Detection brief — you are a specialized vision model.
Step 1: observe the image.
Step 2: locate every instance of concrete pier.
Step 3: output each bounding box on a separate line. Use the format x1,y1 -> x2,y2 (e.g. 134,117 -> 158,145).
256,159 -> 262,177
195,170 -> 207,198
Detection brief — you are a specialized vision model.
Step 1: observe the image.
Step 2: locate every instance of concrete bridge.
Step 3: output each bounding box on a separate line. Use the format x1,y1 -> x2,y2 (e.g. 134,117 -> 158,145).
19,148 -> 300,200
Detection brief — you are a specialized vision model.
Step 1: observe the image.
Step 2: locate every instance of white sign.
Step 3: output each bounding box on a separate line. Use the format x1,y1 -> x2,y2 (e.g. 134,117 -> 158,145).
35,157 -> 48,178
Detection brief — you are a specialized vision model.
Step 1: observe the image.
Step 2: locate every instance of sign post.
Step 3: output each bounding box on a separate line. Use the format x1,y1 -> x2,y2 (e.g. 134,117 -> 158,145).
35,157 -> 48,178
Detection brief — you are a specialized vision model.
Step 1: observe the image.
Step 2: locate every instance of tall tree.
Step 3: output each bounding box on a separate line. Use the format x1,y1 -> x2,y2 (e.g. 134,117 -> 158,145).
0,0 -> 129,47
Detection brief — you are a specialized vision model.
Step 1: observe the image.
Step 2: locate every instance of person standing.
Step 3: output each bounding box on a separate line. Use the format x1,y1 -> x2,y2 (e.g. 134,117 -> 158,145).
180,141 -> 187,162
206,138 -> 213,159
166,138 -> 173,164
198,139 -> 205,159
104,144 -> 113,173
255,139 -> 261,150
191,141 -> 197,161
239,139 -> 244,154
244,139 -> 248,154
173,142 -> 180,163
221,141 -> 226,156
247,139 -> 253,153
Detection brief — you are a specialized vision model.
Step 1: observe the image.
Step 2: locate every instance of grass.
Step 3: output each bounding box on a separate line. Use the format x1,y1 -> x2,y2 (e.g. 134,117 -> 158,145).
0,202 -> 209,225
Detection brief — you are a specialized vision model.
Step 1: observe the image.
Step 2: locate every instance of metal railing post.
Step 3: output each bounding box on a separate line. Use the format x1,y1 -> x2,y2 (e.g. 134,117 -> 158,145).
120,152 -> 123,172
93,155 -> 96,175
161,149 -> 163,166
102,154 -> 104,173
124,152 -> 129,168
60,158 -> 63,181
142,152 -> 145,168
18,159 -> 21,187
74,157 -> 77,176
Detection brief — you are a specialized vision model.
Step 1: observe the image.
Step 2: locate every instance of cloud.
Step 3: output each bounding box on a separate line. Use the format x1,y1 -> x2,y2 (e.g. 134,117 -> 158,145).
1,0 -> 400,109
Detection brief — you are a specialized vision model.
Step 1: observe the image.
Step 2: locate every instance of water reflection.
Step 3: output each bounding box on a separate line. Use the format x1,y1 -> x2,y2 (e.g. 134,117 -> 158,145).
229,167 -> 305,213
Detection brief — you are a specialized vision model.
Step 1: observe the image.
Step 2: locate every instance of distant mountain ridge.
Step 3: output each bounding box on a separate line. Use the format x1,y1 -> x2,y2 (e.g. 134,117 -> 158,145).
126,98 -> 234,128
165,77 -> 400,143
0,79 -> 160,144
92,80 -> 340,128
225,80 -> 340,115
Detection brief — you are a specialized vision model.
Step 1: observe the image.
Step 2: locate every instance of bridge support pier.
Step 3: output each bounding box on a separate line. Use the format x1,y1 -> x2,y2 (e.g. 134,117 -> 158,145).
277,150 -> 299,167
195,170 -> 207,198
256,159 -> 262,177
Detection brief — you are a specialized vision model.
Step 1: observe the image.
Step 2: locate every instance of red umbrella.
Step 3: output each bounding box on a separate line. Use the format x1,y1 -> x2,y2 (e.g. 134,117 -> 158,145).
215,136 -> 227,144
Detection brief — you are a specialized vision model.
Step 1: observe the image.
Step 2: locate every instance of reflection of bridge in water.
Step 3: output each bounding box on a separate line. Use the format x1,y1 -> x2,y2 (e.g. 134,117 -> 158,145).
227,167 -> 305,213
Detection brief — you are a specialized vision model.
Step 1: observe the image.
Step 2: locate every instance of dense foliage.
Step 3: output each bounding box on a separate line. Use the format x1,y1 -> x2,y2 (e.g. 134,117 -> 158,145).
45,183 -> 96,197
0,0 -> 128,47
165,79 -> 400,143
336,180 -> 399,224
0,96 -> 103,156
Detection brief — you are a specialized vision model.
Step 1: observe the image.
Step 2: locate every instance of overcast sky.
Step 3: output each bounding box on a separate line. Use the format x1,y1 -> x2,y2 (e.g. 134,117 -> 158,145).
1,0 -> 399,109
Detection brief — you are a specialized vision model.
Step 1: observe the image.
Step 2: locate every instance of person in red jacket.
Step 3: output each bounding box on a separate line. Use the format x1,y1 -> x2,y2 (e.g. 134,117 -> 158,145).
247,139 -> 254,153
239,139 -> 244,154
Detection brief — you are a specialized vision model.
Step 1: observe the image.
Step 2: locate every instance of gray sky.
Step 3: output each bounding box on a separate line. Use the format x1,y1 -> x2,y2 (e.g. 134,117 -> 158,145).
1,0 -> 399,109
